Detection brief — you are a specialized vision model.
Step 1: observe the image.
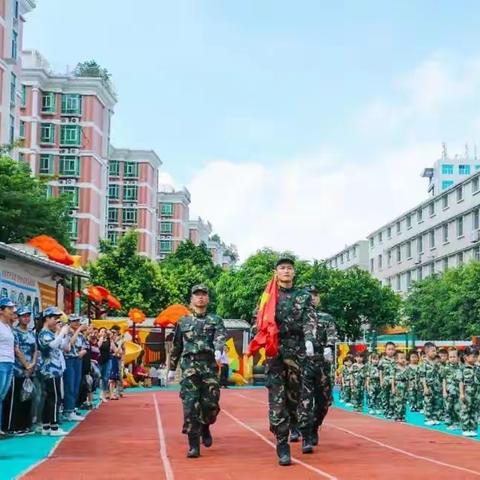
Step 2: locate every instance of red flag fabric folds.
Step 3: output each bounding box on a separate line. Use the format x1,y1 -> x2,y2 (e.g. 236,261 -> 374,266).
248,276 -> 279,358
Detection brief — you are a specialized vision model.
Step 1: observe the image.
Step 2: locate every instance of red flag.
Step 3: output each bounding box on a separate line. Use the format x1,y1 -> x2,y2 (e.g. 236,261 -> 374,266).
248,276 -> 279,358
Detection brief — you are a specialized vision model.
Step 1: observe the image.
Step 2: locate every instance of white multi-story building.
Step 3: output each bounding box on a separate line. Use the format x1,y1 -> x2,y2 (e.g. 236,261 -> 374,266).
368,171 -> 480,294
324,240 -> 369,271
189,217 -> 212,246
422,145 -> 480,196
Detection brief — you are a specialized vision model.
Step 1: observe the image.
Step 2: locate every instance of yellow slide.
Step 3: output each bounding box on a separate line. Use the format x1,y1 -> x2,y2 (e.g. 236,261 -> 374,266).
124,341 -> 142,364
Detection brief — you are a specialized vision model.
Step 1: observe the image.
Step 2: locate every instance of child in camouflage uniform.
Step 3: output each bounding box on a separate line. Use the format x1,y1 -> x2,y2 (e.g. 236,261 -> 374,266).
420,342 -> 443,426
392,351 -> 409,422
366,352 -> 382,414
350,352 -> 366,412
442,347 -> 461,430
341,355 -> 353,405
459,347 -> 478,437
437,348 -> 448,421
407,350 -> 422,412
379,342 -> 396,418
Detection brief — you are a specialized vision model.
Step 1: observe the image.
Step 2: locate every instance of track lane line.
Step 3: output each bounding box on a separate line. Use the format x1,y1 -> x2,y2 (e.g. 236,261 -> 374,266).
233,391 -> 480,477
153,393 -> 175,480
222,408 -> 338,480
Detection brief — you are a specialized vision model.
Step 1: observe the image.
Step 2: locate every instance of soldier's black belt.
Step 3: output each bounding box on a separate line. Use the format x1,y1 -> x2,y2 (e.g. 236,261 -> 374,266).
185,353 -> 214,361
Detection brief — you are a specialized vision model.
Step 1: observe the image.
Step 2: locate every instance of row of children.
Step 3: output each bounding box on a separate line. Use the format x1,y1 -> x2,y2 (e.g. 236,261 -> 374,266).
339,341 -> 479,437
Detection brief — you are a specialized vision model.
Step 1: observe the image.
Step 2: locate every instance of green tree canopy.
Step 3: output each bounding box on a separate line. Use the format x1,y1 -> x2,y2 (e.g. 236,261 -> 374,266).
74,60 -> 111,82
0,156 -> 72,248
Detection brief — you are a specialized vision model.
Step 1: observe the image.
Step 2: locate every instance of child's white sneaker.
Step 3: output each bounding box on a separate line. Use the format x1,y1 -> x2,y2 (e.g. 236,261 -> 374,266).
50,428 -> 68,436
446,425 -> 456,430
425,420 -> 435,426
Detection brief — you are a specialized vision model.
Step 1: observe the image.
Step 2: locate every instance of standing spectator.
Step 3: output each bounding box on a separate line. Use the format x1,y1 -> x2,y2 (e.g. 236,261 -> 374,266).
219,346 -> 230,388
4,306 -> 37,434
77,323 -> 94,410
0,297 -> 15,437
38,306 -> 69,436
109,329 -> 123,399
62,315 -> 87,421
98,328 -> 112,402
149,364 -> 159,386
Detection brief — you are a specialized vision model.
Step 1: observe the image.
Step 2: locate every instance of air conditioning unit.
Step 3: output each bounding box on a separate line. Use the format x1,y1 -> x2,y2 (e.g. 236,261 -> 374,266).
69,148 -> 79,155
60,149 -> 67,154
471,230 -> 480,243
69,117 -> 79,124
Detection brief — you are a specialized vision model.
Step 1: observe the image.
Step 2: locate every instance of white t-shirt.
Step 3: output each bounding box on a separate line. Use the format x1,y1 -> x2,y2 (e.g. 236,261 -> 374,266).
0,321 -> 15,363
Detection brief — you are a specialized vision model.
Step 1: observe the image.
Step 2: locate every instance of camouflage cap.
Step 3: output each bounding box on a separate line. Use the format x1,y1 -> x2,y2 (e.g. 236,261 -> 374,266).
275,255 -> 295,268
191,284 -> 209,294
306,285 -> 319,294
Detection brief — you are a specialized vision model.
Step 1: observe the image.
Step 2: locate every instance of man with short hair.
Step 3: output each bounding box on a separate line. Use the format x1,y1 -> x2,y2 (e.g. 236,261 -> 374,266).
168,285 -> 226,458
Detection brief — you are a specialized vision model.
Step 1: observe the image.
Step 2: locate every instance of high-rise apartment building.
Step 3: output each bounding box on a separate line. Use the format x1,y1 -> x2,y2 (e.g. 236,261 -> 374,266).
422,145 -> 480,196
157,187 -> 190,260
0,0 -> 35,149
20,49 -> 117,264
107,147 -> 161,260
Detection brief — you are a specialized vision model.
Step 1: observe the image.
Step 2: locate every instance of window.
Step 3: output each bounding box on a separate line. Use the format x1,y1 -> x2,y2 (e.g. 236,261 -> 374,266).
122,208 -> 137,224
443,258 -> 448,271
441,164 -> 453,175
44,184 -> 53,198
18,152 -> 24,163
457,252 -> 464,265
109,160 -> 119,176
406,271 -> 411,289
459,164 -> 471,175
429,263 -> 435,275
457,186 -> 463,202
19,120 -> 25,138
41,92 -> 56,113
406,215 -> 412,228
13,0 -> 19,19
20,84 -> 26,108
107,232 -> 119,245
108,208 -> 118,223
378,231 -> 383,243
442,180 -> 454,190
417,267 -> 423,282
340,254 -> 344,264
474,246 -> 480,261
68,218 -> 78,239
161,203 -> 173,216
387,226 -> 392,238
39,154 -> 53,174
123,185 -> 138,201
108,184 -> 119,199
10,72 -> 16,106
406,241 -> 412,259
442,194 -> 449,209
9,114 -> 14,144
429,230 -> 436,249
59,155 -> 80,176
124,162 -> 139,178
396,221 -> 401,234
417,209 -> 423,223
457,216 -> 464,237
40,123 -> 55,144
346,250 -> 350,261
476,165 -> 480,171
353,246 -> 357,257
378,254 -> 383,269
417,235 -> 423,253
370,237 -> 374,248
442,224 -> 449,243
396,275 -> 401,291
397,246 -> 401,263
473,177 -> 479,193
161,222 -> 173,234
59,186 -> 79,209
428,202 -> 435,216
370,258 -> 374,272
160,240 -> 172,252
11,30 -> 17,60
60,124 -> 81,146
387,250 -> 392,267
61,94 -> 82,115
473,209 -> 480,230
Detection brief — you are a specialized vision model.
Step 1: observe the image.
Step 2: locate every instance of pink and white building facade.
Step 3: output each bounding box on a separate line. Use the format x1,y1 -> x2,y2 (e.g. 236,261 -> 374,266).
19,49 -> 117,264
107,147 -> 161,260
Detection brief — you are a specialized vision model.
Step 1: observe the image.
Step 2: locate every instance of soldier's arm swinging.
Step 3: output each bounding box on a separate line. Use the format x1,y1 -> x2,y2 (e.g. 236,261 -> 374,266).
213,316 -> 227,353
169,322 -> 184,371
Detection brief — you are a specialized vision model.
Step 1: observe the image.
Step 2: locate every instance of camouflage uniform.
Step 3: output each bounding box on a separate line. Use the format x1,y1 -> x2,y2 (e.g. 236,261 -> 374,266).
169,312 -> 226,436
459,364 -> 478,432
419,359 -> 443,422
378,356 -> 396,417
266,286 -> 316,443
366,363 -> 381,413
407,364 -> 423,412
350,363 -> 366,411
298,311 -> 336,433
443,363 -> 461,427
393,365 -> 409,421
341,364 -> 352,404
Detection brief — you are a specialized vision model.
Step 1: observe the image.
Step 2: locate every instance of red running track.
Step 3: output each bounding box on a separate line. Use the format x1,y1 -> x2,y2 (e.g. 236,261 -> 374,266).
23,388 -> 480,480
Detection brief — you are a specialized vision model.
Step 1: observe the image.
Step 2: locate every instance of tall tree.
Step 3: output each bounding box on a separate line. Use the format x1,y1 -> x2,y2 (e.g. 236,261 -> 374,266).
0,156 -> 72,248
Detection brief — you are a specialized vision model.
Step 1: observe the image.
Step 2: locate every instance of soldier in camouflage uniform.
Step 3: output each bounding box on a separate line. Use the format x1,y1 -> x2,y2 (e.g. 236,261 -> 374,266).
168,285 -> 226,458
366,352 -> 382,414
341,355 -> 353,404
419,342 -> 443,426
459,347 -> 478,437
350,352 -> 366,412
297,285 -> 337,452
379,342 -> 396,418
442,348 -> 461,429
407,350 -> 422,412
392,352 -> 409,422
265,256 -> 316,466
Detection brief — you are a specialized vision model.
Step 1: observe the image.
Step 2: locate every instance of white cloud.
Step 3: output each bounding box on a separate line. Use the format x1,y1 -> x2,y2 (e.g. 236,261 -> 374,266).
187,53 -> 480,260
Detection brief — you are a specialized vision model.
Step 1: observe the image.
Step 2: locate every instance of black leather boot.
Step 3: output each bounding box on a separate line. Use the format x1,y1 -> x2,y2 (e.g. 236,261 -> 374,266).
289,427 -> 300,442
302,431 -> 314,454
201,425 -> 213,447
187,434 -> 200,458
276,441 -> 291,466
312,427 -> 319,446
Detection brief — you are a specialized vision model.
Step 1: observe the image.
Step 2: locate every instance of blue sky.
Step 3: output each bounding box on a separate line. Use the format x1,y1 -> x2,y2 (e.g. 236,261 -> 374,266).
24,1 -> 480,258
